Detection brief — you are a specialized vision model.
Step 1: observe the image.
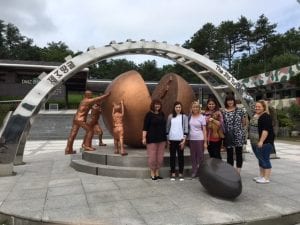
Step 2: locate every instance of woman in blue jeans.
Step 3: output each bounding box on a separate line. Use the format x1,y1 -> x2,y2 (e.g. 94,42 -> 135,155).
249,100 -> 274,184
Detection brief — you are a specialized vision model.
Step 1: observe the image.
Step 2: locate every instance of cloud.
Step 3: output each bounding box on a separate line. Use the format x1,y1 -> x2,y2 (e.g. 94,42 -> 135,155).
0,0 -> 299,54
0,0 -> 56,37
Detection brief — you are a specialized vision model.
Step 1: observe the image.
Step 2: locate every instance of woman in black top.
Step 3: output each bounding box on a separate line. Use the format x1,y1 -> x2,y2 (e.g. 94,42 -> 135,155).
249,100 -> 274,184
142,99 -> 167,180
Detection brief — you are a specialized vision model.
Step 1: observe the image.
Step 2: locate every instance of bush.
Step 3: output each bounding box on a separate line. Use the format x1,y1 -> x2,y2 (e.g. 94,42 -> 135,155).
277,109 -> 293,128
288,103 -> 300,120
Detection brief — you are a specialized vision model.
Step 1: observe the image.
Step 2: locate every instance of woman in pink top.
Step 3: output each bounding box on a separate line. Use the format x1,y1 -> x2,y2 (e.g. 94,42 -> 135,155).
188,101 -> 207,178
204,98 -> 224,159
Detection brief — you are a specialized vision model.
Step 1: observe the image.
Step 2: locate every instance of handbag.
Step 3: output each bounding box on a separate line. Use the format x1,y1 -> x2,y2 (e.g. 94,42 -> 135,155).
224,130 -> 234,146
223,109 -> 237,147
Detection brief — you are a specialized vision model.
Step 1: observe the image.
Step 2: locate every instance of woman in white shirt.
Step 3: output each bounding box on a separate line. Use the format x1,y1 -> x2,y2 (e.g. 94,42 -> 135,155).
166,101 -> 189,181
188,101 -> 207,178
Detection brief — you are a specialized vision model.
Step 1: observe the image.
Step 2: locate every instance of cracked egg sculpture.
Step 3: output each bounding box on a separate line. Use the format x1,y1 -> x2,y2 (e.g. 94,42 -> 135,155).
101,70 -> 194,148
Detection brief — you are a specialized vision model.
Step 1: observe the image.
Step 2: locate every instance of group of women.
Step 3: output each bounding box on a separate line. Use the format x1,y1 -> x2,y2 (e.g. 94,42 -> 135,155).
142,96 -> 274,184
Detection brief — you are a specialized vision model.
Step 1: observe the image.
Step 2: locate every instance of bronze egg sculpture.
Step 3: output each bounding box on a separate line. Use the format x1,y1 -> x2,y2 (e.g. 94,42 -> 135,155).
152,73 -> 195,117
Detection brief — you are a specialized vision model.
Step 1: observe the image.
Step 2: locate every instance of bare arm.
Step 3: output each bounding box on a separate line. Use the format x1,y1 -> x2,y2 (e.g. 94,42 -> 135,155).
258,130 -> 268,148
203,125 -> 208,149
112,103 -> 115,116
142,131 -> 147,145
120,100 -> 124,116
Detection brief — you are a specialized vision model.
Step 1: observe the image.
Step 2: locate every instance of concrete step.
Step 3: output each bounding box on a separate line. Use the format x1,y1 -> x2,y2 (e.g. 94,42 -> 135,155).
69,143 -> 234,179
70,158 -> 193,178
81,148 -> 193,167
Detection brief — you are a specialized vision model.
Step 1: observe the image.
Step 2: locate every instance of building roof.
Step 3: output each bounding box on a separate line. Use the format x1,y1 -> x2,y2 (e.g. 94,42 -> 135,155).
240,63 -> 300,88
0,60 -> 88,71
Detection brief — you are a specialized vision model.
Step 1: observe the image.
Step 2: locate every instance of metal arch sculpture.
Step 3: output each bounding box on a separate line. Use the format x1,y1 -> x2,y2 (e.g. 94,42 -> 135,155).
0,40 -> 254,176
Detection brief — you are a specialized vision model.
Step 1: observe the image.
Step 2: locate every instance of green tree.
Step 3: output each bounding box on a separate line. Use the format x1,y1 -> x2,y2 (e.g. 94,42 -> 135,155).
41,41 -> 73,62
216,20 -> 241,70
89,59 -> 137,79
183,23 -> 218,59
0,20 -> 8,58
137,60 -> 162,81
282,27 -> 300,55
236,16 -> 253,56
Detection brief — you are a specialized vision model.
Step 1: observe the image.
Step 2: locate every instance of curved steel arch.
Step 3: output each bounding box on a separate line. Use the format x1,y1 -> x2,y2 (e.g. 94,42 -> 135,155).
0,40 -> 254,176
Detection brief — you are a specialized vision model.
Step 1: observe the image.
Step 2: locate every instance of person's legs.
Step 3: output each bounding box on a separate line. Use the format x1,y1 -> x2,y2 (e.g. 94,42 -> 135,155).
261,143 -> 273,180
226,147 -> 234,166
214,140 -> 222,159
169,141 -> 177,175
155,141 -> 166,177
197,140 -> 204,166
65,123 -> 80,154
208,141 -> 222,159
82,124 -> 96,151
207,142 -> 214,158
119,128 -> 127,155
189,141 -> 198,176
94,124 -> 106,146
190,140 -> 204,176
251,143 -> 264,180
235,146 -> 243,171
177,144 -> 184,175
147,143 -> 157,178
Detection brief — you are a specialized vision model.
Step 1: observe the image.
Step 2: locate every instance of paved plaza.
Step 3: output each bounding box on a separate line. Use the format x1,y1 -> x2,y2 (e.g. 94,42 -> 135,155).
0,139 -> 300,225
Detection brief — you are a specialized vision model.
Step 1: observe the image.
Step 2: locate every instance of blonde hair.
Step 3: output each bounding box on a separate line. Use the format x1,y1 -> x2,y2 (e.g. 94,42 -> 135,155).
191,101 -> 201,114
257,100 -> 270,114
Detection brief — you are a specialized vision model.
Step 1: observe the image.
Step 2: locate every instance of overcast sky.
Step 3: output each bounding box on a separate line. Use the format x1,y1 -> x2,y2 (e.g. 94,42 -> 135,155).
0,0 -> 299,65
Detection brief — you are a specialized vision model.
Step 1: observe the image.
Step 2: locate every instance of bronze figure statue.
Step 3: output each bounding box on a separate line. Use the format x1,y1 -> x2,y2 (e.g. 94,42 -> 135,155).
101,70 -> 151,147
112,100 -> 127,156
82,102 -> 106,151
65,90 -> 110,154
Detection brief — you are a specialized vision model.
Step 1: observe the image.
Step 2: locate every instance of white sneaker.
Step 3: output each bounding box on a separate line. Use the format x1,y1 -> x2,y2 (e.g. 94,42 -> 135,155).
256,177 -> 270,184
253,176 -> 262,182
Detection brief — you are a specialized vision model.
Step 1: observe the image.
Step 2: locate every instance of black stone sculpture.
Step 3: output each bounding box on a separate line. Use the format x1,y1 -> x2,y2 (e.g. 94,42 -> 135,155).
198,158 -> 242,199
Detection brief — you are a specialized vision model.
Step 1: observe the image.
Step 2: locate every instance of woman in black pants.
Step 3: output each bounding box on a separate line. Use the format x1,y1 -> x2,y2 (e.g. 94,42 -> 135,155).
166,101 -> 189,181
222,95 -> 246,174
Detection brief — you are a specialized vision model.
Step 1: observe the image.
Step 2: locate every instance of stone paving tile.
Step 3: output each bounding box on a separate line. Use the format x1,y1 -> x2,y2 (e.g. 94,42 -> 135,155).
0,182 -> 16,193
83,181 -> 119,193
79,174 -> 114,183
142,209 -> 200,225
89,200 -> 139,218
47,185 -> 84,197
118,216 -> 147,225
119,186 -> 163,200
189,203 -> 244,225
43,206 -> 91,225
12,179 -> 49,191
1,140 -> 300,225
130,196 -> 178,215
6,187 -> 47,201
48,177 -> 82,188
114,179 -> 150,190
0,198 -> 45,216
86,190 -> 124,204
44,193 -> 88,210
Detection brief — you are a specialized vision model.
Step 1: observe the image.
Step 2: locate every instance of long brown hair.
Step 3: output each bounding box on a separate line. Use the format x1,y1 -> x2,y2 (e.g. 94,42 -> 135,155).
205,97 -> 220,112
150,99 -> 162,112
